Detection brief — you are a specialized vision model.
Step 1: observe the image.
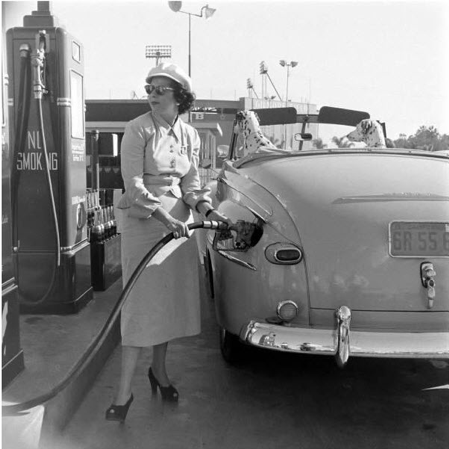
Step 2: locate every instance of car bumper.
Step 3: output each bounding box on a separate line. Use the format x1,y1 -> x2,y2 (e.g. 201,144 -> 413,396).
240,306 -> 449,366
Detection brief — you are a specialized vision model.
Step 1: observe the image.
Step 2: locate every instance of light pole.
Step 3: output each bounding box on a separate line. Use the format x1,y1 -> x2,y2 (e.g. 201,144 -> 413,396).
259,61 -> 282,102
145,45 -> 172,66
168,2 -> 216,77
247,78 -> 259,99
279,60 -> 298,149
279,60 -> 298,105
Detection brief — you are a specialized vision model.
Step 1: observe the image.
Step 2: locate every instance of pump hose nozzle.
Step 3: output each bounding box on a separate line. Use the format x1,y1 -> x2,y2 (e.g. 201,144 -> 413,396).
2,220 -> 229,414
31,48 -> 45,99
31,31 -> 47,99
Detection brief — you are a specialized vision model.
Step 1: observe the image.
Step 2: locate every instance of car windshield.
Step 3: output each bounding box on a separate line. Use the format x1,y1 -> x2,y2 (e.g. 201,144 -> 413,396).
234,122 -> 365,158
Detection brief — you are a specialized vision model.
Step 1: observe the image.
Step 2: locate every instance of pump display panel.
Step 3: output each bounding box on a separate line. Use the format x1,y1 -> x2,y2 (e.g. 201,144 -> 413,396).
70,71 -> 84,139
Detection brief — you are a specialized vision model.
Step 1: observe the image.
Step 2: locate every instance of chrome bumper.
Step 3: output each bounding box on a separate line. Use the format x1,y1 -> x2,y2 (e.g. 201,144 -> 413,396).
240,306 -> 449,367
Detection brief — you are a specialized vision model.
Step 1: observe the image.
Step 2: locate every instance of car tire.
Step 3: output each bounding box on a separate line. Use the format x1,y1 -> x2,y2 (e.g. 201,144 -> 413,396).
219,327 -> 243,364
204,251 -> 214,299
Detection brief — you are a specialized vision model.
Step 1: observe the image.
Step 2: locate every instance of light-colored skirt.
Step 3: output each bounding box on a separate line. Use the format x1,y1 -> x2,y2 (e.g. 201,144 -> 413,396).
119,193 -> 200,347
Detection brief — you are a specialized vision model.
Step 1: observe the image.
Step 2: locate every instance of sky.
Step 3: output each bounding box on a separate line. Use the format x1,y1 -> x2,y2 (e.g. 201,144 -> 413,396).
3,0 -> 449,143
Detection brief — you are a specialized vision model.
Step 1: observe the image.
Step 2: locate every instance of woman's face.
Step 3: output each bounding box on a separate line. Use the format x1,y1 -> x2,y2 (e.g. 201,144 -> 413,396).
147,76 -> 178,118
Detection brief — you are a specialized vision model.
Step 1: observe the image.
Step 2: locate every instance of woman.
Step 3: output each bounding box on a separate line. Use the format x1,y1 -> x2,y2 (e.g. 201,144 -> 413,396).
106,63 -> 228,421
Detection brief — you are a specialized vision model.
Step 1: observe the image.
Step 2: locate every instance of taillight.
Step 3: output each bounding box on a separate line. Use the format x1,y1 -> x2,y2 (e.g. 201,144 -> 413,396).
265,243 -> 303,265
277,300 -> 299,322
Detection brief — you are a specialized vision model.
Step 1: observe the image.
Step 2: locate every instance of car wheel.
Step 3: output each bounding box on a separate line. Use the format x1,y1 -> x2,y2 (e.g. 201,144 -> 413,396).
219,327 -> 243,364
204,251 -> 214,299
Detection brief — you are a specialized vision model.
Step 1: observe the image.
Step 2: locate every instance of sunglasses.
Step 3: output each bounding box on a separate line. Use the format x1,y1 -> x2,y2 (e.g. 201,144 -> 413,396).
144,84 -> 175,95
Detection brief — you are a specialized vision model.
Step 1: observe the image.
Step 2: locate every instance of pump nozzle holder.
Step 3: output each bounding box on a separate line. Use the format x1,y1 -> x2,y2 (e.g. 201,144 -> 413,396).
31,49 -> 45,99
30,31 -> 49,99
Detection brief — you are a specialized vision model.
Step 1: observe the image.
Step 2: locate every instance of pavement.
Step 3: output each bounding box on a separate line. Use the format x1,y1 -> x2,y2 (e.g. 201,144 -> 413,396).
2,279 -> 123,449
1,226 -> 207,449
3,256 -> 449,449
46,280 -> 449,449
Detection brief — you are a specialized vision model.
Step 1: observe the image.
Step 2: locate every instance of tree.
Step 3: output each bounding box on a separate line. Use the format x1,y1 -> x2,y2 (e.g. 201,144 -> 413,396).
312,138 -> 327,149
440,134 -> 449,151
394,134 -> 409,149
393,126 -> 449,152
331,136 -> 355,148
267,135 -> 284,149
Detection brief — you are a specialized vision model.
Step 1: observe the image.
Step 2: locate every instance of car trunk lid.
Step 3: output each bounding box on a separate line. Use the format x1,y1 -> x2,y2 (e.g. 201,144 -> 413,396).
247,152 -> 449,320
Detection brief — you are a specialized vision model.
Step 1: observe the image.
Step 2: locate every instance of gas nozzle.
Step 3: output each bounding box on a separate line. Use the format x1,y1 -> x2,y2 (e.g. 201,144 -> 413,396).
212,219 -> 263,252
31,30 -> 48,99
229,220 -> 263,249
201,220 -> 230,230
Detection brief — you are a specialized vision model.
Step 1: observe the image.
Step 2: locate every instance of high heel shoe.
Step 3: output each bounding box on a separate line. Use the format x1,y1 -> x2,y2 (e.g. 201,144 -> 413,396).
148,368 -> 179,402
105,393 -> 134,422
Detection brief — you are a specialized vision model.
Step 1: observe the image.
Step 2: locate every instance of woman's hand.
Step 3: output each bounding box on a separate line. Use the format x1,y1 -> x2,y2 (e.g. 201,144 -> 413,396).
166,218 -> 190,239
196,201 -> 232,228
152,207 -> 190,239
206,210 -> 232,228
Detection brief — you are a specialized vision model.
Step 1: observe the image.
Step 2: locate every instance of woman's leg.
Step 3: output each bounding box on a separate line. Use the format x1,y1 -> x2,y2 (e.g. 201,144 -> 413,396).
151,342 -> 171,386
114,345 -> 142,404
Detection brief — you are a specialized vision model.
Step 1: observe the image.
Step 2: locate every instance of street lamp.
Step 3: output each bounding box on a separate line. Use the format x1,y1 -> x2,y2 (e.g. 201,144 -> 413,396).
279,60 -> 297,149
168,2 -> 216,77
145,45 -> 172,66
279,60 -> 298,105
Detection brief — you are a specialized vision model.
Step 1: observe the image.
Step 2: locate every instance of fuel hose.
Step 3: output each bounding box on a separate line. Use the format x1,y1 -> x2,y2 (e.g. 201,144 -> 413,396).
14,98 -> 60,305
2,220 -> 229,415
12,41 -> 61,306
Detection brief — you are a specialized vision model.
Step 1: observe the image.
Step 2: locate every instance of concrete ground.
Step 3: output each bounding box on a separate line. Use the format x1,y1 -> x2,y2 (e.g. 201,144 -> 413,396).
60,270 -> 448,449
2,279 -> 122,449
3,263 -> 448,449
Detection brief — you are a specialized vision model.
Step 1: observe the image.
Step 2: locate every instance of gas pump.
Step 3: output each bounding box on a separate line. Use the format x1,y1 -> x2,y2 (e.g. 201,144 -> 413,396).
6,2 -> 92,314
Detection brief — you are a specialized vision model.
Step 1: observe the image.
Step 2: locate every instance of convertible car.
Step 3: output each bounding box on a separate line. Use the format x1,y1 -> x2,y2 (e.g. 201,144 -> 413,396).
198,106 -> 449,367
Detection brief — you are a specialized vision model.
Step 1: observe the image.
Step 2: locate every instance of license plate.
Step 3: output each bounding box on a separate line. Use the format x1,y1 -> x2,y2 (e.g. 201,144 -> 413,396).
389,221 -> 449,257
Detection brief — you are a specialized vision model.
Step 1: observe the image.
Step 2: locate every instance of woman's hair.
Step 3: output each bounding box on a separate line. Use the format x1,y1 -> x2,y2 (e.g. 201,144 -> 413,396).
148,77 -> 196,115
173,85 -> 196,115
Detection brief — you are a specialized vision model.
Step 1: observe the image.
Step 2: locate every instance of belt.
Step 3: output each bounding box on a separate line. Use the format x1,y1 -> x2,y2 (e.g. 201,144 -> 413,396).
143,174 -> 181,186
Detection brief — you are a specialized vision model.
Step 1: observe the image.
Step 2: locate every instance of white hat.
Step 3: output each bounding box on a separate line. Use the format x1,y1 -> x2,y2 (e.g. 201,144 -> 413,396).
146,63 -> 192,93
